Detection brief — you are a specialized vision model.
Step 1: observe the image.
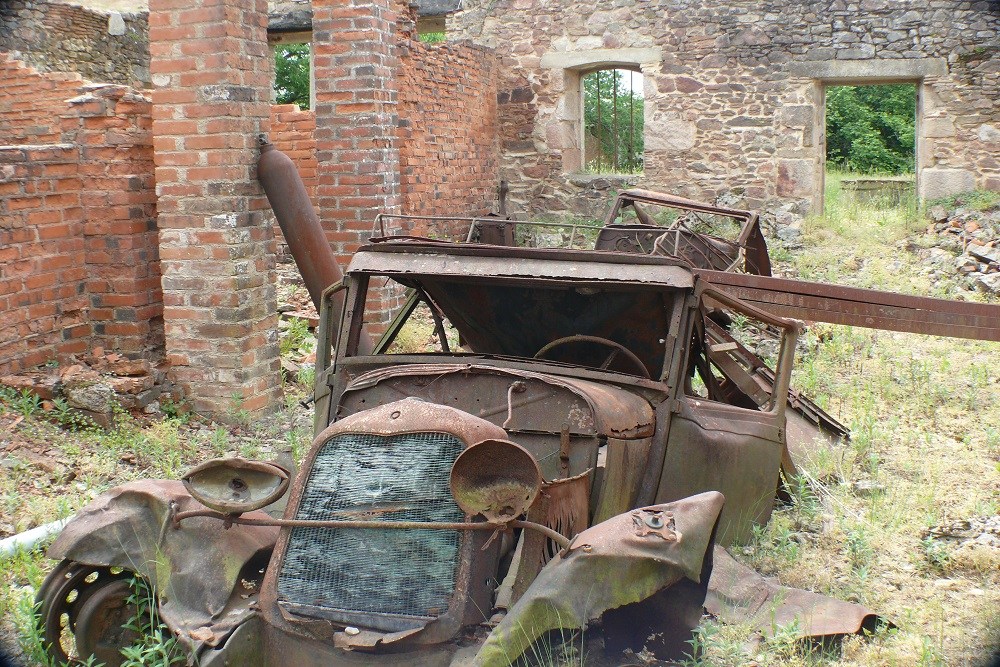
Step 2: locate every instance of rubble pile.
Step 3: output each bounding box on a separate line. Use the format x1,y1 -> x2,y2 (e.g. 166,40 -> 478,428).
0,348 -> 169,428
923,204 -> 1000,295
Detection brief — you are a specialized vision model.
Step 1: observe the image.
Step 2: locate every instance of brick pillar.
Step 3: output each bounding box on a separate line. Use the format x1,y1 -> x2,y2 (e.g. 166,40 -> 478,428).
149,0 -> 280,417
312,0 -> 403,331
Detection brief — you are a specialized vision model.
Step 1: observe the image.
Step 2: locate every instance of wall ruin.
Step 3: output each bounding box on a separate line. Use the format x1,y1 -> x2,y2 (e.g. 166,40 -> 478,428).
0,55 -> 161,377
0,0 -> 150,88
449,0 -> 1000,218
0,1 -> 499,412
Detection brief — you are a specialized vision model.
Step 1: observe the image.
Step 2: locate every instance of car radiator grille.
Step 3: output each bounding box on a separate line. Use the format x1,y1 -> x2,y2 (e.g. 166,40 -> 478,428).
277,432 -> 465,627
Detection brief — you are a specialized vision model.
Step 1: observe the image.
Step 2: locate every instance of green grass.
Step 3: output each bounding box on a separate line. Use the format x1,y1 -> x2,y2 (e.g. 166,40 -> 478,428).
0,384 -> 312,666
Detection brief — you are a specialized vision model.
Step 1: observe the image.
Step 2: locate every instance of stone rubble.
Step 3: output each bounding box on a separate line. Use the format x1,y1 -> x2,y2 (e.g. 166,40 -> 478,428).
920,205 -> 1000,295
0,348 -> 169,429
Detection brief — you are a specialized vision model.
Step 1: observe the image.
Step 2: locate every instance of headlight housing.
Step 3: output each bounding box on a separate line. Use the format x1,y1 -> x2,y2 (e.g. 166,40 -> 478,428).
182,458 -> 290,515
450,438 -> 542,523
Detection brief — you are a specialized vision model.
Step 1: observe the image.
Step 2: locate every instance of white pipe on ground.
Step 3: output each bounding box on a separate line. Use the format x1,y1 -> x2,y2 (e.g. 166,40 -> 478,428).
0,518 -> 69,559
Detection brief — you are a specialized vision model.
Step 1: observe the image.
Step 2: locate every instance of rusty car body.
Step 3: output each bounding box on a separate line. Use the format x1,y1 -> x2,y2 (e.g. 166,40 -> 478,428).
39,141 -> 1000,666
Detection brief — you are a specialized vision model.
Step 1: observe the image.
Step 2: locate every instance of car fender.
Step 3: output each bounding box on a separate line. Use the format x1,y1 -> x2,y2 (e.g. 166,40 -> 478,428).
473,491 -> 725,665
48,479 -> 278,651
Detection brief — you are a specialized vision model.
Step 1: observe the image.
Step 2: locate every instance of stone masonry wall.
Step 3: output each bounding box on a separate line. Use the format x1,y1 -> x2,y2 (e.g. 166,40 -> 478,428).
0,0 -> 150,88
0,56 -> 161,377
450,0 -> 1000,219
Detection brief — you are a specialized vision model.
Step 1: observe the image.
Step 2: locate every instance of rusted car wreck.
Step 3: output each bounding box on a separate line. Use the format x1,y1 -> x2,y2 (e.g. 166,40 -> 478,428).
35,141 -> 999,666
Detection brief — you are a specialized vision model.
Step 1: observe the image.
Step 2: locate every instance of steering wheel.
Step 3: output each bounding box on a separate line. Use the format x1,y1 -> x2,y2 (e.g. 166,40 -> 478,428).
533,335 -> 650,378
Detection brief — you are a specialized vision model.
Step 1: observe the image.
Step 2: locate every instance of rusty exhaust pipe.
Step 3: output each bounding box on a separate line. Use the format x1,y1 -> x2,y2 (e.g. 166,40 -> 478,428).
257,135 -> 373,354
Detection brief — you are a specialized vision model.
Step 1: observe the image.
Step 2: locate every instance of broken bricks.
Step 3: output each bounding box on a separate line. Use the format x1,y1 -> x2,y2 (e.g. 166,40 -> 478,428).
0,348 -> 167,428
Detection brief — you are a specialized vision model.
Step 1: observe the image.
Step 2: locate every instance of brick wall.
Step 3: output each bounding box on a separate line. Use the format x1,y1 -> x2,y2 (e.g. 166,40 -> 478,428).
269,103 -> 317,250
270,104 -> 318,203
312,0 -> 405,332
0,55 -> 86,144
0,145 -> 87,373
397,36 -> 500,225
150,0 -> 280,417
0,57 -> 161,376
0,0 -> 150,87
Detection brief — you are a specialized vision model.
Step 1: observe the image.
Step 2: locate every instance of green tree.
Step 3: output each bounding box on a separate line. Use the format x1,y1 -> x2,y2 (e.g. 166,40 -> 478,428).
583,69 -> 644,173
274,44 -> 310,110
825,84 -> 915,174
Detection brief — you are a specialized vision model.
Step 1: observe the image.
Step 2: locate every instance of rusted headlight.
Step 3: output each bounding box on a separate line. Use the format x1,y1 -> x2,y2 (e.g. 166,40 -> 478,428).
182,458 -> 290,515
450,439 -> 542,523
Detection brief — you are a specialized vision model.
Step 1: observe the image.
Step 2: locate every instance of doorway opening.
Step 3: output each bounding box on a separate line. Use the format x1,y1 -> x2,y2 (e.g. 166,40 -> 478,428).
824,83 -> 917,211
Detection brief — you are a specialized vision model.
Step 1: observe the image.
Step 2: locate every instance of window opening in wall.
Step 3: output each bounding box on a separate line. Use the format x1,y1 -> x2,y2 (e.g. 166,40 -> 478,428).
274,43 -> 311,110
824,83 -> 916,210
583,68 -> 644,175
418,31 -> 446,43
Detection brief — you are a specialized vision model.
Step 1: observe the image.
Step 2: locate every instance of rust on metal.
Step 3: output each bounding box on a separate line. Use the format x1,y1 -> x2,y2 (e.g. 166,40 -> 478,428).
182,457 -> 290,515
449,438 -> 542,523
707,546 -> 885,639
257,137 -> 374,354
45,480 -> 278,654
474,492 -> 725,665
698,268 -> 1000,341
44,180 -> 968,666
171,508 -> 571,549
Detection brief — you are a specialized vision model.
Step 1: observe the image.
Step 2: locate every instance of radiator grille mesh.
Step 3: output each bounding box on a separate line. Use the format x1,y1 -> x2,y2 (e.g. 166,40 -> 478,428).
277,432 -> 465,621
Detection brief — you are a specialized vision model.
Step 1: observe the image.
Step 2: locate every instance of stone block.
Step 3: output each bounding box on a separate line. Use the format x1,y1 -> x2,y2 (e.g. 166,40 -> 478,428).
107,12 -> 126,36
777,158 -> 815,198
645,116 -> 696,152
778,105 -> 814,128
978,124 -> 1000,143
920,169 -> 976,200
922,117 -> 955,138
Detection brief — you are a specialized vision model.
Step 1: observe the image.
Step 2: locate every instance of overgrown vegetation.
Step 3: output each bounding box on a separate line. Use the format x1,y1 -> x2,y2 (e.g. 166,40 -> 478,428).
583,68 -> 644,174
825,84 -> 916,175
273,43 -> 310,110
418,31 -> 446,44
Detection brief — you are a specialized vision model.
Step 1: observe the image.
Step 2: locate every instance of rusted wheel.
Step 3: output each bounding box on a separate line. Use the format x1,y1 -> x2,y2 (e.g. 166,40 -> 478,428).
35,560 -> 139,667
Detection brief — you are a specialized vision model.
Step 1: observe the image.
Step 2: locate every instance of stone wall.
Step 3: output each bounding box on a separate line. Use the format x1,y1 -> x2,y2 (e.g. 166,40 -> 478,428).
449,0 -> 1000,218
0,55 -> 161,377
0,0 -> 150,88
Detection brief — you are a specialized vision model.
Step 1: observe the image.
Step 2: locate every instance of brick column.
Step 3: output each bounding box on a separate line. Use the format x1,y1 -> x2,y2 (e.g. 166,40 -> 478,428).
312,0 -> 403,330
149,0 -> 280,417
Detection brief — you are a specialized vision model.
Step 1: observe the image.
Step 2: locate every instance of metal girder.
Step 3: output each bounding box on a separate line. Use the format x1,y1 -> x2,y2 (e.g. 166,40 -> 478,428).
696,270 -> 1000,342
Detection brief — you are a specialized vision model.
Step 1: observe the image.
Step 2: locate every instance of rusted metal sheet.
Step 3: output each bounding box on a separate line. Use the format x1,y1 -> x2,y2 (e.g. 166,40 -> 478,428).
473,492 -> 725,666
352,241 -> 696,287
707,546 -> 885,639
47,480 -> 278,653
509,472 -> 591,606
340,364 -> 655,440
698,269 -> 1000,341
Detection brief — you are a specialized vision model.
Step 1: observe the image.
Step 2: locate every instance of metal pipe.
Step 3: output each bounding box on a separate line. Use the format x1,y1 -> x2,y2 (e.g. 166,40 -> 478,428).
257,135 -> 374,354
172,509 -> 572,549
0,518 -> 69,560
